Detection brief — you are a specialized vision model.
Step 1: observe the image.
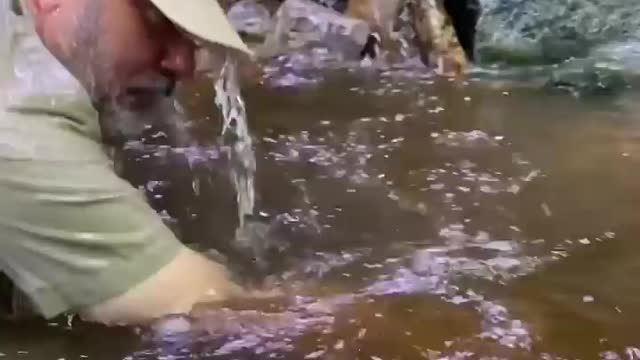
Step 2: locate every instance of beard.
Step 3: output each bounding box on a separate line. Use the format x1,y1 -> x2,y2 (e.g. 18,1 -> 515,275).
97,92 -> 193,148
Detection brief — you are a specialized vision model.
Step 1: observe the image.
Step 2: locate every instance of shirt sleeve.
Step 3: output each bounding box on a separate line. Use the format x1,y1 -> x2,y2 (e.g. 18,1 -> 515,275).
0,107 -> 182,318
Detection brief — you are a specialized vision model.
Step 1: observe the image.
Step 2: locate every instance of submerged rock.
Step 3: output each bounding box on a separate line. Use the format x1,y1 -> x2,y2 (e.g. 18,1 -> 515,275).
545,59 -> 629,97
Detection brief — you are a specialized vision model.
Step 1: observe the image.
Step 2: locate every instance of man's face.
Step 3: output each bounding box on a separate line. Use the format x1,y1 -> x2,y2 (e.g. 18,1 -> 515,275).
30,0 -> 201,144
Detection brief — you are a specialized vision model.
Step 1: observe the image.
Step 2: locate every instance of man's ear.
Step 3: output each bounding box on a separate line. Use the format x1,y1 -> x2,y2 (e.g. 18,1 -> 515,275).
23,0 -> 62,37
23,0 -> 61,17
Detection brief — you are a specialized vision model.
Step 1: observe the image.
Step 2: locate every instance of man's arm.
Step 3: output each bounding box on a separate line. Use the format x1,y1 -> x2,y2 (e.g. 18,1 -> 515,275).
0,103 -> 243,325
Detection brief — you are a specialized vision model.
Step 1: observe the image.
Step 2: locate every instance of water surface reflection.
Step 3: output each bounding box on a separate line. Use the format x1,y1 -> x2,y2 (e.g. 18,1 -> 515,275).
2,60 -> 640,359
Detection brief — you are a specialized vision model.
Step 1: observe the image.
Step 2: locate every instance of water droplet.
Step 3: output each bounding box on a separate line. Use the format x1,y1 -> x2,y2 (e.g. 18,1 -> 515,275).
481,241 -> 514,252
541,203 -> 553,217
305,350 -> 326,359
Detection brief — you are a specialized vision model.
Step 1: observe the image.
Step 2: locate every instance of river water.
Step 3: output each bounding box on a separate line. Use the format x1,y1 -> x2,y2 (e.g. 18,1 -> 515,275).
3,2 -> 640,359
2,55 -> 640,359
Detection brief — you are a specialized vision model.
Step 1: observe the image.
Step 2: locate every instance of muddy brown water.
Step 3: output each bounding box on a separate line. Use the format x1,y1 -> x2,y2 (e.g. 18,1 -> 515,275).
2,59 -> 640,359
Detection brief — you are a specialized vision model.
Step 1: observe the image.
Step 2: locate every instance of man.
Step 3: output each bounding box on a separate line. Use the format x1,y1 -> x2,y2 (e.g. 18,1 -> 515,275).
0,0 -> 258,325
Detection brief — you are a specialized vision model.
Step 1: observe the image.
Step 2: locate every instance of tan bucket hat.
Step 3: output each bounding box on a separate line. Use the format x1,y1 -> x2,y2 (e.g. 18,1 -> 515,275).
148,0 -> 252,56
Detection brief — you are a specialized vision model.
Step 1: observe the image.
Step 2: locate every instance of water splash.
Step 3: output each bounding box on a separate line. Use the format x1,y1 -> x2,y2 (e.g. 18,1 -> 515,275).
0,0 -> 12,88
214,56 -> 256,228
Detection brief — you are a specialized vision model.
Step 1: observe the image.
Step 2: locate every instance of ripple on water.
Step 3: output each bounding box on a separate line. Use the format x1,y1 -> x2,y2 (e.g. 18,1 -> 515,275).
118,61 -> 635,359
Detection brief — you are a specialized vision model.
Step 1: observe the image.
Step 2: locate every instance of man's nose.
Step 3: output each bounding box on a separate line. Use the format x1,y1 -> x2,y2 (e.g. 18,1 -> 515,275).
160,37 -> 196,79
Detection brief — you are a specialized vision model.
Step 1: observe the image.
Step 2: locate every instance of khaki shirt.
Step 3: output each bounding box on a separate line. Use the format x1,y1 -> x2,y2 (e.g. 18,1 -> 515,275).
0,5 -> 182,318
0,93 -> 182,319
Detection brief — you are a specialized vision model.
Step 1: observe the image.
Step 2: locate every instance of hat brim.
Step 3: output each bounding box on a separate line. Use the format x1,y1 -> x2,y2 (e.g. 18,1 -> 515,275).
148,0 -> 252,56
